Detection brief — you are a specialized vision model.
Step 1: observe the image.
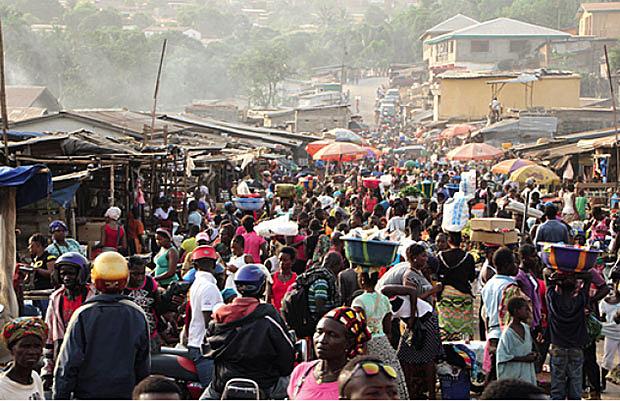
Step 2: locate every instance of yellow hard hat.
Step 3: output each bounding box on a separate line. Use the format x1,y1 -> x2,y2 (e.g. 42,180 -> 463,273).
91,251 -> 129,293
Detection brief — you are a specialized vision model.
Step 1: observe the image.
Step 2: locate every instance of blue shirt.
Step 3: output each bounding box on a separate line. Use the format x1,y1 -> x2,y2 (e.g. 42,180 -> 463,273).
481,274 -> 517,339
534,219 -> 569,245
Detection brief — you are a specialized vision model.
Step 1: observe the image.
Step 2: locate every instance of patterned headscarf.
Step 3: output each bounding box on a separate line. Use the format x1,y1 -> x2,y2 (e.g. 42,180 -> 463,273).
2,317 -> 48,349
323,306 -> 371,358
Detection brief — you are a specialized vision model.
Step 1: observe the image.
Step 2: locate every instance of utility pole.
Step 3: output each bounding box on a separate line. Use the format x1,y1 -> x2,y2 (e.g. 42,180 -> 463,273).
0,19 -> 10,164
149,39 -> 167,146
604,45 -> 620,182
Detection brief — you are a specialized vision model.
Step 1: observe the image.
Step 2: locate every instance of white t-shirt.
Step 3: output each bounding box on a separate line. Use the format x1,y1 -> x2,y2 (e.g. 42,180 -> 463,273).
155,207 -> 173,220
0,370 -> 44,400
600,299 -> 620,340
188,271 -> 223,348
562,192 -> 576,215
387,216 -> 406,233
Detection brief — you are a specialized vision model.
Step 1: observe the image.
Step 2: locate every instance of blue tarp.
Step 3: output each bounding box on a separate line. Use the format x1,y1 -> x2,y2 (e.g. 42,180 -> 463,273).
0,165 -> 52,208
6,131 -> 45,140
52,182 -> 80,208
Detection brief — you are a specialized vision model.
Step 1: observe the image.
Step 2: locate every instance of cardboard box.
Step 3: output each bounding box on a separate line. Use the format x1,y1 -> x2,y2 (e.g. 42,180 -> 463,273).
77,222 -> 105,243
471,230 -> 519,245
470,218 -> 515,232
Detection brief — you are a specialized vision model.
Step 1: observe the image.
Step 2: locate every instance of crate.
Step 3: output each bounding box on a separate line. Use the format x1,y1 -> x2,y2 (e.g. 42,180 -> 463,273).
470,230 -> 518,245
470,218 -> 515,232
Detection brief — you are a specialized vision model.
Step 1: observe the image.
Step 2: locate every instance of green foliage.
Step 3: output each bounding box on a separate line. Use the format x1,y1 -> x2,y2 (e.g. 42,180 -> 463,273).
232,42 -> 291,107
0,0 -> 603,110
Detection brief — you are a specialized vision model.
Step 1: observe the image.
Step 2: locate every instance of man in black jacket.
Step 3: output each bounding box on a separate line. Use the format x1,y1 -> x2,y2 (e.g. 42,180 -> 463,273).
203,264 -> 294,399
53,252 -> 150,400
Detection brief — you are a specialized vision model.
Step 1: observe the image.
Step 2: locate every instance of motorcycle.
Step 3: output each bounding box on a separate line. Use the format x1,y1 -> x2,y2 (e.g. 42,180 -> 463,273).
152,330 -> 308,399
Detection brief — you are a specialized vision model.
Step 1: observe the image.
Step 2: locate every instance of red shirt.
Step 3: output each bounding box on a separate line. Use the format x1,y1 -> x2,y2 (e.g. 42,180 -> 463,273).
363,195 -> 378,214
62,293 -> 85,326
271,271 -> 297,311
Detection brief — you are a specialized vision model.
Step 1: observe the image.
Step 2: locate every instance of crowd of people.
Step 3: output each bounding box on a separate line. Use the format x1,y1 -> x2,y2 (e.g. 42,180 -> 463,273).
4,125 -> 620,401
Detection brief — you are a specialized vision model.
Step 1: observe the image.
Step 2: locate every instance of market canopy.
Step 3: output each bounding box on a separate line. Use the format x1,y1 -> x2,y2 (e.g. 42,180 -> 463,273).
440,124 -> 477,140
312,142 -> 367,162
491,158 -> 537,175
446,143 -> 503,161
0,164 -> 52,208
510,165 -> 560,185
327,128 -> 364,145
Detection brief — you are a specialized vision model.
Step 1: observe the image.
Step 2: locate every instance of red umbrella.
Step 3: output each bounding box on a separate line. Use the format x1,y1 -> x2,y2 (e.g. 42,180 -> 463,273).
446,143 -> 503,161
313,142 -> 367,162
440,124 -> 476,140
305,139 -> 333,157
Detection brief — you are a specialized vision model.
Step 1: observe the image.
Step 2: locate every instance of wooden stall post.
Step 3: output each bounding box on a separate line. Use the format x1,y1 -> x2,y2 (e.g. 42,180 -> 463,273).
109,165 -> 115,206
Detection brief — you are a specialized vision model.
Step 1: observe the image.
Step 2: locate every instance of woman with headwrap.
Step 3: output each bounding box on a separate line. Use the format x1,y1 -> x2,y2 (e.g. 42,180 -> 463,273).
100,206 -> 127,253
0,317 -> 48,400
287,306 -> 371,400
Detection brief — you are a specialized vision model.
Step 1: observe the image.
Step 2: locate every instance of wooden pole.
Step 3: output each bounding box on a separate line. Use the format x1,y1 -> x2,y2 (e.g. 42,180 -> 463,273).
150,39 -> 167,143
0,19 -> 10,164
163,124 -> 168,146
604,45 -> 620,182
109,165 -> 115,206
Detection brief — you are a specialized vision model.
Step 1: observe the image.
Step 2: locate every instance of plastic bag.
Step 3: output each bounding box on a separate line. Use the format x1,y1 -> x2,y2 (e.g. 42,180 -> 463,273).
459,170 -> 477,197
442,195 -> 470,232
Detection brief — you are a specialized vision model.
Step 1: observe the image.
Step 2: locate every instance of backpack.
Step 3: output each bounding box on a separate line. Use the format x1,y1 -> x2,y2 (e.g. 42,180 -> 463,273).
281,268 -> 339,338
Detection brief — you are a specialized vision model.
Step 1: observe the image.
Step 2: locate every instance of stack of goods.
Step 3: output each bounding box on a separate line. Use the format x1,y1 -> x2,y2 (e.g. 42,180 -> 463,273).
362,177 -> 381,189
298,176 -> 317,192
275,183 -> 296,198
470,218 -> 518,245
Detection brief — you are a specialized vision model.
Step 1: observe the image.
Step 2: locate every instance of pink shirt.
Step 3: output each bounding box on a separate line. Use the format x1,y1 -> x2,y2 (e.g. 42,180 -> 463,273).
287,362 -> 339,400
242,231 -> 266,263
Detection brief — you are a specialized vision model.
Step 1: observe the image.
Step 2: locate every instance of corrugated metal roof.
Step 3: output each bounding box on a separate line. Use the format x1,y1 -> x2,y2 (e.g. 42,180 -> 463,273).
420,14 -> 479,39
7,107 -> 46,122
5,86 -> 47,108
426,17 -> 571,44
580,2 -> 620,12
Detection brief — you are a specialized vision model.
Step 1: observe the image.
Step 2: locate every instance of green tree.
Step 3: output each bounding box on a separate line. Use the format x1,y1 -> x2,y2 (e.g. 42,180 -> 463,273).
232,42 -> 290,107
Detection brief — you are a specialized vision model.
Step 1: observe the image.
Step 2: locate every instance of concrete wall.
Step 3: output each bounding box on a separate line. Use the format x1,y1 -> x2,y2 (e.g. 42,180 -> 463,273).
437,74 -> 581,120
454,38 -> 545,65
295,106 -> 351,132
579,11 -> 620,38
549,108 -> 616,135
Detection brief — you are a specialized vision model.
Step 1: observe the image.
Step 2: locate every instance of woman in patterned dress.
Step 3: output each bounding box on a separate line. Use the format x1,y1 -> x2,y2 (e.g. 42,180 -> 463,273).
436,231 -> 477,341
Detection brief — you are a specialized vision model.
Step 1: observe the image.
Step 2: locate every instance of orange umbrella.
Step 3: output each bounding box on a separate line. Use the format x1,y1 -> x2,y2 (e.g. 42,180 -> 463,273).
446,142 -> 503,161
440,124 -> 476,140
305,139 -> 333,156
364,146 -> 383,159
313,142 -> 367,162
491,158 -> 537,174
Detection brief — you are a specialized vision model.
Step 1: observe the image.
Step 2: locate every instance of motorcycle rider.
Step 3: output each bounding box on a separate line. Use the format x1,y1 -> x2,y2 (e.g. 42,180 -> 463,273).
42,252 -> 96,390
203,264 -> 295,399
53,251 -> 150,399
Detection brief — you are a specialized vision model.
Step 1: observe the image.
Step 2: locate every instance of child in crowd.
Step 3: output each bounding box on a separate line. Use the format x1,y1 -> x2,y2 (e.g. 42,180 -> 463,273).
496,297 -> 538,384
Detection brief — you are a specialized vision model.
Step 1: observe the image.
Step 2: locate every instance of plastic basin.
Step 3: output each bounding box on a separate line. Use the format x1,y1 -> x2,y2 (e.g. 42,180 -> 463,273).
343,238 -> 399,267
233,197 -> 265,211
540,244 -> 601,272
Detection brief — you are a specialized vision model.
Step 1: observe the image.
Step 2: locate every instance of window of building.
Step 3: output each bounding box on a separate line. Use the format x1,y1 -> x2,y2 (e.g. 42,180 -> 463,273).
509,40 -> 529,53
471,40 -> 489,53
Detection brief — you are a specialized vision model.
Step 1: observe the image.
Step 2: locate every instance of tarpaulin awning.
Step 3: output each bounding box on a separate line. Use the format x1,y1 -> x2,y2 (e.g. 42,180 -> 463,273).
52,182 -> 80,208
0,164 -> 52,208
